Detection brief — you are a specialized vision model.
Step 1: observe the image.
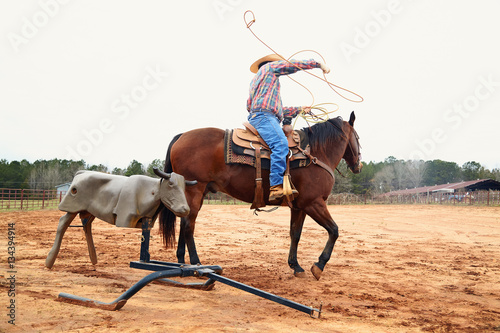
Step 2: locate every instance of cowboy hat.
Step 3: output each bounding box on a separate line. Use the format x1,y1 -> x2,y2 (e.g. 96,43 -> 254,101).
250,54 -> 284,73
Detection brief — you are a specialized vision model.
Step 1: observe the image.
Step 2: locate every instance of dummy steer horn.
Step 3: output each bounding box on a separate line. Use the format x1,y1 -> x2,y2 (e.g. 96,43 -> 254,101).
153,167 -> 197,186
153,167 -> 171,179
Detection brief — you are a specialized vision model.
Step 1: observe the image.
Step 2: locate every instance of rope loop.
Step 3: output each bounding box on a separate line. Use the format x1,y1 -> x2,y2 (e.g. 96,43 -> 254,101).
243,10 -> 255,28
243,9 -> 364,125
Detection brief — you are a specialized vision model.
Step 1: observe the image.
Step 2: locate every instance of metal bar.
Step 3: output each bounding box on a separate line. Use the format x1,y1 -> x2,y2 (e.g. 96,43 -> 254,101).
202,271 -> 320,317
139,219 -> 152,262
58,268 -> 185,310
60,262 -> 320,316
130,261 -> 220,289
130,261 -> 223,275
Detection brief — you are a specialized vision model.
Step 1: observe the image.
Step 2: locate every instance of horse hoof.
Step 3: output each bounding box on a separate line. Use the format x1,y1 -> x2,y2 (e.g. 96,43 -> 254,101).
294,271 -> 307,278
311,264 -> 323,280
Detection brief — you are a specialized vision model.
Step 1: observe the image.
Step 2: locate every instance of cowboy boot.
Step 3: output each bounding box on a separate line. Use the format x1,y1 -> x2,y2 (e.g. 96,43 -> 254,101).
269,184 -> 285,201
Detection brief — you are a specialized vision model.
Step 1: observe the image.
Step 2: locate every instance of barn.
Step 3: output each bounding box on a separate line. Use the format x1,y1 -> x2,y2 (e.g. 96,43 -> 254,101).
55,182 -> 71,196
381,179 -> 500,197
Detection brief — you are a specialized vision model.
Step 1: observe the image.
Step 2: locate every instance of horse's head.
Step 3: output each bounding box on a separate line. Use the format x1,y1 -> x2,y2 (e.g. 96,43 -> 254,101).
343,111 -> 362,174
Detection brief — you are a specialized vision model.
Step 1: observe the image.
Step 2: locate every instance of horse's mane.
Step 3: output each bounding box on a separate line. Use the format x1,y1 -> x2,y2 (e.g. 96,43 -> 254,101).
302,117 -> 346,152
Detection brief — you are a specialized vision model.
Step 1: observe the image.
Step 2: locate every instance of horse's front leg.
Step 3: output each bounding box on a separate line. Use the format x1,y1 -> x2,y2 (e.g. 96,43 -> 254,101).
288,208 -> 307,277
304,199 -> 339,280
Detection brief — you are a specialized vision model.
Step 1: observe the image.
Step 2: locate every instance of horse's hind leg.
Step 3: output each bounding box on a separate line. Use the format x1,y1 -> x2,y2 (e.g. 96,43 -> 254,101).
176,217 -> 187,263
45,212 -> 78,268
185,216 -> 201,265
288,208 -> 307,278
178,188 -> 205,265
177,214 -> 201,265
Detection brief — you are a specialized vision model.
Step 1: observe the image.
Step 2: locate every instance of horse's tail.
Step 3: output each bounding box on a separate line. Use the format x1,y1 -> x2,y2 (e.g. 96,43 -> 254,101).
158,133 -> 183,248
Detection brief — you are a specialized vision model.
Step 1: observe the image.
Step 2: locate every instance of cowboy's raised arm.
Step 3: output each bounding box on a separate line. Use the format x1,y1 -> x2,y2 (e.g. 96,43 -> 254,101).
269,59 -> 326,76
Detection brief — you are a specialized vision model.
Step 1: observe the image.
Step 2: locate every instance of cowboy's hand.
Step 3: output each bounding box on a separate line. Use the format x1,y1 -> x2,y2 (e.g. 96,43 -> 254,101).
302,107 -> 312,114
320,62 -> 330,74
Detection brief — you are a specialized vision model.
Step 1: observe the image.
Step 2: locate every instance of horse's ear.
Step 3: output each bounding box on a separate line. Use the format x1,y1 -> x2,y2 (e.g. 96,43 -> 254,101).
349,111 -> 356,126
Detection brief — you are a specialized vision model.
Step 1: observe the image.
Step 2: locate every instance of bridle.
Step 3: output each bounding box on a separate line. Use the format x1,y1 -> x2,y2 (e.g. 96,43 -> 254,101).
347,127 -> 362,172
326,119 -> 362,174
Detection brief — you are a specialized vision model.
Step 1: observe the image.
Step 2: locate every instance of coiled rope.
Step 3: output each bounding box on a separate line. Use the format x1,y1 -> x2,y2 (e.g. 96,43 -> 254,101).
244,10 -> 363,127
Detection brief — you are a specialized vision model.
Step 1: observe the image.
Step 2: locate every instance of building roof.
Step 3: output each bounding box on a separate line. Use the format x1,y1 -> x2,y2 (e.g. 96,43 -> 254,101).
380,179 -> 500,197
55,182 -> 72,189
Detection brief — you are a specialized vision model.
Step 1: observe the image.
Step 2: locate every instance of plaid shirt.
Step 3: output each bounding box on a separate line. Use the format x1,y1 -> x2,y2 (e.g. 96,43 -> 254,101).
247,59 -> 321,121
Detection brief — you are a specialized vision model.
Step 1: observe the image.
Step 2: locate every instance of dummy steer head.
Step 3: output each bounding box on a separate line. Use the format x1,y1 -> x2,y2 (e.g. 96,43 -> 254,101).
153,167 -> 196,217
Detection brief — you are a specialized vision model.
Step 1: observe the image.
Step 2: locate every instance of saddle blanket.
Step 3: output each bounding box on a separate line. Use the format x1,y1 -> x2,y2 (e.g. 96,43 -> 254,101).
224,129 -> 310,170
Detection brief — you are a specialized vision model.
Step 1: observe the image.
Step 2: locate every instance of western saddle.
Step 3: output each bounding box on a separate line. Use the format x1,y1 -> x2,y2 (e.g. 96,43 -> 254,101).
231,118 -> 310,210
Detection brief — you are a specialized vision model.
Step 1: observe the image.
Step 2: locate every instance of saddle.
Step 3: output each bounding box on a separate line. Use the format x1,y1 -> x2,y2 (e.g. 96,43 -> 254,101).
224,120 -> 336,211
228,122 -> 311,210
232,121 -> 310,162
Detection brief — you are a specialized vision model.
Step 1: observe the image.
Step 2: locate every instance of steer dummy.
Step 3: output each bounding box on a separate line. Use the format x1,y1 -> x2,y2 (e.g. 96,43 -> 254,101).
45,168 -> 194,268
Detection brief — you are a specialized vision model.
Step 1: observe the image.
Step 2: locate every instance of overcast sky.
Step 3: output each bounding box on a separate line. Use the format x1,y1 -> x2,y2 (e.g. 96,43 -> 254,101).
1,0 -> 499,171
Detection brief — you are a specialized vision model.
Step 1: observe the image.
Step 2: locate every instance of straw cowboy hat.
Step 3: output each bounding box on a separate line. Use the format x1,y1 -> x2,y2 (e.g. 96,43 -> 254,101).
250,54 -> 284,73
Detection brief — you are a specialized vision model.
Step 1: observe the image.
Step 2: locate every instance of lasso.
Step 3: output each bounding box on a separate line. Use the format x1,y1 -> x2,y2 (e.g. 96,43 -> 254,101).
244,10 -> 363,127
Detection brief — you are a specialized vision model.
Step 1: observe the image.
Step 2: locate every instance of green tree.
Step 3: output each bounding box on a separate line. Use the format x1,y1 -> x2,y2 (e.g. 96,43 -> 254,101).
112,167 -> 125,175
124,160 -> 145,176
146,159 -> 164,177
88,164 -> 109,173
351,160 -> 380,194
331,160 -> 352,193
491,168 -> 500,181
423,160 -> 461,185
0,159 -> 32,188
461,161 -> 483,181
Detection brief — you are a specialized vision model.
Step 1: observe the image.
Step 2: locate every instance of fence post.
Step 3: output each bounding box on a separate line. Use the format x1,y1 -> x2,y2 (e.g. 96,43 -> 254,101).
20,189 -> 24,210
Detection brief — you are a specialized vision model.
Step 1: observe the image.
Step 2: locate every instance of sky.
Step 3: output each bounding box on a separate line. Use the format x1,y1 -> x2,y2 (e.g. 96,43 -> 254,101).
1,0 -> 499,171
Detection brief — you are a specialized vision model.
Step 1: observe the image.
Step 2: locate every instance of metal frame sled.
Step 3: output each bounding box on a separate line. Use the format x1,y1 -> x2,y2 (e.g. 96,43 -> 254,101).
57,218 -> 322,318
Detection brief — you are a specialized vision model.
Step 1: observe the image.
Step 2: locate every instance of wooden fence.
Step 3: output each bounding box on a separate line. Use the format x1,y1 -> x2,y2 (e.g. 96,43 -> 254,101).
372,190 -> 500,206
0,188 -> 65,211
1,188 -> 499,211
328,190 -> 500,206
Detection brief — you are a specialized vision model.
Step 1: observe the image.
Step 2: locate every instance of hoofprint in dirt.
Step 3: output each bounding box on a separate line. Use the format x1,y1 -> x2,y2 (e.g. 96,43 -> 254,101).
0,205 -> 499,332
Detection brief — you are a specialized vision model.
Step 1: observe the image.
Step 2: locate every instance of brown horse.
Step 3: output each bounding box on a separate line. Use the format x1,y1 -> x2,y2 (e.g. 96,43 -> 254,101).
159,111 -> 362,280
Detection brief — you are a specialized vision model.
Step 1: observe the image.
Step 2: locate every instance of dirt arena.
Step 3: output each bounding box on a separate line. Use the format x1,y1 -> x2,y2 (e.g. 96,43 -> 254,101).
1,205 -> 499,332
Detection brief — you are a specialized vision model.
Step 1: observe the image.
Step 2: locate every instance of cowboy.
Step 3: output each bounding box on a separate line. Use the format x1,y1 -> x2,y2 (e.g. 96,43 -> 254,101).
247,54 -> 330,201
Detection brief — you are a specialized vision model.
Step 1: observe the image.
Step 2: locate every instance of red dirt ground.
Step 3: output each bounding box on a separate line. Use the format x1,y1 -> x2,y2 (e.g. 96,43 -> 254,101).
1,205 -> 499,332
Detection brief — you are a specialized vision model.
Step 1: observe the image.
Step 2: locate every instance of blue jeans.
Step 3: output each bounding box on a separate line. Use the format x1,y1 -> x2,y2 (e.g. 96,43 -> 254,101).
248,111 -> 288,187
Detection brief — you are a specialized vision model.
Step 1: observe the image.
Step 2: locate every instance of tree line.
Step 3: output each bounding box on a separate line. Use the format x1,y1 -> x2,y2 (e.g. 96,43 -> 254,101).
1,157 -> 499,194
0,158 -> 164,190
333,157 -> 500,195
